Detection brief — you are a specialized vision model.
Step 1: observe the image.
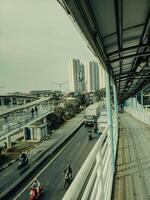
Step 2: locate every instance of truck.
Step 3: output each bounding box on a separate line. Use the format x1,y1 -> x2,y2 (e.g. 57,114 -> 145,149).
84,102 -> 101,126
97,110 -> 108,133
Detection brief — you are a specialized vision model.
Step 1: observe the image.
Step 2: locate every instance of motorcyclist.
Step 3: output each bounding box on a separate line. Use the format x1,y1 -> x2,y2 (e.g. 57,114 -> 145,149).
94,123 -> 98,133
64,164 -> 72,179
31,177 -> 41,195
88,128 -> 92,133
29,186 -> 37,198
88,129 -> 92,138
20,152 -> 27,163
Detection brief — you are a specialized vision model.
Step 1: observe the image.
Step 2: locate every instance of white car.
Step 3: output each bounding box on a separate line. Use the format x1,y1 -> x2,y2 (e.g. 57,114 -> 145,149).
97,111 -> 108,133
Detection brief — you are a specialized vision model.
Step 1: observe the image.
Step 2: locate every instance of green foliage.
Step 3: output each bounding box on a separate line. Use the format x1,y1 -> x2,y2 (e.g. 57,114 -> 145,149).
94,88 -> 106,100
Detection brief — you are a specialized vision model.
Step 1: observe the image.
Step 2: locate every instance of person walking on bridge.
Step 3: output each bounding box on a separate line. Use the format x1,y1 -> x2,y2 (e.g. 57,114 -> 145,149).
31,108 -> 34,118
35,106 -> 38,115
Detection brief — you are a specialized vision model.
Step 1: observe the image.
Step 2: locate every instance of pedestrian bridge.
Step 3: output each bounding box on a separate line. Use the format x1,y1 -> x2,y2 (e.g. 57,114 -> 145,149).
112,112 -> 150,200
0,93 -> 37,110
57,0 -> 150,199
0,97 -> 55,147
62,102 -> 150,200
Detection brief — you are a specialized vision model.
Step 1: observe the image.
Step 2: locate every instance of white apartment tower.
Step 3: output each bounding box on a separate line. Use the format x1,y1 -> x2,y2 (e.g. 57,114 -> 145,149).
99,65 -> 106,89
85,61 -> 100,92
69,59 -> 85,92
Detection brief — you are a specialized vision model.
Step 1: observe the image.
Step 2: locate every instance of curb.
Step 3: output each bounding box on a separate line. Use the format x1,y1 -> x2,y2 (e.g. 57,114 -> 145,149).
0,140 -> 42,173
0,120 -> 84,200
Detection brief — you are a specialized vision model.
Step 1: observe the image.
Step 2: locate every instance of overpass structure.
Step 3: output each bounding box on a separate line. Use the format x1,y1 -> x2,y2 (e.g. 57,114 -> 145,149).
0,97 -> 52,117
57,1 -> 150,200
0,94 -> 37,109
0,97 -> 55,148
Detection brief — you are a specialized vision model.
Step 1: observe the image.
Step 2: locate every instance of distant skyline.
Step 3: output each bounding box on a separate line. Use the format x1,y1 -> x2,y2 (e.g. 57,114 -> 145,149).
69,59 -> 104,93
0,0 -> 95,93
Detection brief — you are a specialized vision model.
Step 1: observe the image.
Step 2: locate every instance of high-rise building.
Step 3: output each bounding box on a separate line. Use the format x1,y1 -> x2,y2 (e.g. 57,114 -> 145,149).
69,59 -> 85,92
85,61 -> 100,92
99,65 -> 106,89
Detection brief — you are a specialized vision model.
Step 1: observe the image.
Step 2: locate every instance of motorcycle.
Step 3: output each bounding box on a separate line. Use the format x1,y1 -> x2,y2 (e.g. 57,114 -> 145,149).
28,185 -> 43,200
18,157 -> 28,169
88,131 -> 92,140
64,172 -> 72,189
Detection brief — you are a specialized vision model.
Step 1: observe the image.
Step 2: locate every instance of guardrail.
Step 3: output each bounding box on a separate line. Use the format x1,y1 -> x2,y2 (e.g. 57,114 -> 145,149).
125,106 -> 150,125
62,112 -> 118,200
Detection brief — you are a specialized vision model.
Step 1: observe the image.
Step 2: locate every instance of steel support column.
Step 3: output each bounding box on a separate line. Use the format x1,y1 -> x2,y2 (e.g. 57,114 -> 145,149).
6,135 -> 12,149
1,97 -> 5,109
23,98 -> 26,104
113,84 -> 118,114
10,98 -> 13,106
16,98 -> 19,106
141,90 -> 143,108
136,94 -> 138,107
113,83 -> 119,158
105,71 -> 115,168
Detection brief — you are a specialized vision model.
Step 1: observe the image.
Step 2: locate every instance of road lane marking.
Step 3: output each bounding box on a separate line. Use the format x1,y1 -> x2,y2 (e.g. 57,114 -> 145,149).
13,126 -> 84,199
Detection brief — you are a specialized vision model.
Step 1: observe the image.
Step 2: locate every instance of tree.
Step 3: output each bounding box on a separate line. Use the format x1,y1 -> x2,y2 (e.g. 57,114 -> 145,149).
94,88 -> 106,100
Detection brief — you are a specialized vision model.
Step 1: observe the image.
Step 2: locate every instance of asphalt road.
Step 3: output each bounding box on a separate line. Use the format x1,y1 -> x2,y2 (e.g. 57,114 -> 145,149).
12,126 -> 97,200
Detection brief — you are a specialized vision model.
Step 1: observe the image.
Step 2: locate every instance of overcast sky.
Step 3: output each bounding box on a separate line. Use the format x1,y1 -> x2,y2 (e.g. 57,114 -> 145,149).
0,0 -> 95,93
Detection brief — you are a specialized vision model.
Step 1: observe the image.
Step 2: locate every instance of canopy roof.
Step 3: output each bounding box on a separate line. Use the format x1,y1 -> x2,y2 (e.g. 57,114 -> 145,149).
58,0 -> 150,102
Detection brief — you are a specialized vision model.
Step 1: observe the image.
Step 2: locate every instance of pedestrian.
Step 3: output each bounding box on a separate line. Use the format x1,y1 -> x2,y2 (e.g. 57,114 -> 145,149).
35,106 -> 38,115
31,108 -> 34,118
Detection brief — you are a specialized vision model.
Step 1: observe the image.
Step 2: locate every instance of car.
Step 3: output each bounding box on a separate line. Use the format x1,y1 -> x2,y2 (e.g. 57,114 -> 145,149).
97,110 -> 108,133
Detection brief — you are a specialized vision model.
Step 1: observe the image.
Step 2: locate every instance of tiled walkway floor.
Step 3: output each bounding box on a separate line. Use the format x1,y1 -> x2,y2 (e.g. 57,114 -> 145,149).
112,113 -> 150,200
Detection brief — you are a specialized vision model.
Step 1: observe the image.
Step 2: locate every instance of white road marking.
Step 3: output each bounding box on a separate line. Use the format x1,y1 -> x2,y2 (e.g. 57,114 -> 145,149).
13,127 -> 83,199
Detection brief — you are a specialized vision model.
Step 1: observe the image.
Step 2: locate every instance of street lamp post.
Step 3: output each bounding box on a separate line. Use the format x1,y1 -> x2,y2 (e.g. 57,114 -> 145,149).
51,82 -> 69,91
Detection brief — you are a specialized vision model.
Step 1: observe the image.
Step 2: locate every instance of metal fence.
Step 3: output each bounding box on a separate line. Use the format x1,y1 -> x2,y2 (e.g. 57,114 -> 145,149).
62,112 -> 118,200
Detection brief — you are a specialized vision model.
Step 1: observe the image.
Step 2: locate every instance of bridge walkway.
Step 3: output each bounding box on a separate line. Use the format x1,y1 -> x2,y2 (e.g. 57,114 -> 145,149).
112,112 -> 150,200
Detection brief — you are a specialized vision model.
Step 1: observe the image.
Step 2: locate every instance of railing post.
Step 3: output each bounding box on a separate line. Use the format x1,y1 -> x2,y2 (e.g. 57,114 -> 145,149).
136,94 -> 138,107
141,90 -> 143,109
113,83 -> 118,154
105,71 -> 115,169
113,84 -> 118,115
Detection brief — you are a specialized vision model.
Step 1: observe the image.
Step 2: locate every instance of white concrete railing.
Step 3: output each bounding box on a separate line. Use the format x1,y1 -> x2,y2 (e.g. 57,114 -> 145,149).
125,106 -> 150,125
62,112 -> 118,200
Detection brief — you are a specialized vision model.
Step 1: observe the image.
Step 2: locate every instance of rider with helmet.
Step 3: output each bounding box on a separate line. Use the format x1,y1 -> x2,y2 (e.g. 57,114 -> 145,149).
20,151 -> 27,163
31,177 -> 41,195
64,164 -> 72,179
